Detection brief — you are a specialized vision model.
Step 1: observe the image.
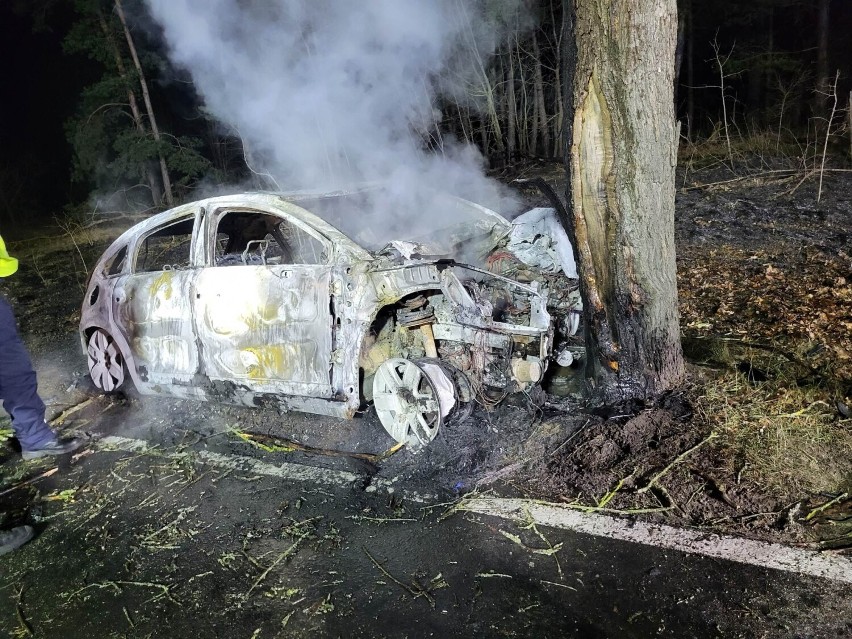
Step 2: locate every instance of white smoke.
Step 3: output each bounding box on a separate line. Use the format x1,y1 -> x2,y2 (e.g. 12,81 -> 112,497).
144,0 -> 526,222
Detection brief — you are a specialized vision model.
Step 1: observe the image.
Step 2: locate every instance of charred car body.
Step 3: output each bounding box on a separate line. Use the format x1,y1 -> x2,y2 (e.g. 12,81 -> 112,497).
81,187 -> 582,449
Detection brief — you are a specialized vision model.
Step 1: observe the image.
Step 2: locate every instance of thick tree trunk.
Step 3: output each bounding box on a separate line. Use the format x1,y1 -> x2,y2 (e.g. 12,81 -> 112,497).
115,0 -> 174,207
565,0 -> 684,405
97,8 -> 162,207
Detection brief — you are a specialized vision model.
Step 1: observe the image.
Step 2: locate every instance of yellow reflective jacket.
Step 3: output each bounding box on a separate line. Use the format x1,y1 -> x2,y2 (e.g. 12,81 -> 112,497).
0,234 -> 19,277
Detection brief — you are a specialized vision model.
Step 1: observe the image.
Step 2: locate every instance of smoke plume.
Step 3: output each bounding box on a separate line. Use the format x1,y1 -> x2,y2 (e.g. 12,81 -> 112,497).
144,0 -> 526,223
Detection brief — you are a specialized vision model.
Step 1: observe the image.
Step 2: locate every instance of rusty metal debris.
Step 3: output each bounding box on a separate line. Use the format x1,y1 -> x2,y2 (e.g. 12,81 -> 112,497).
80,187 -> 583,451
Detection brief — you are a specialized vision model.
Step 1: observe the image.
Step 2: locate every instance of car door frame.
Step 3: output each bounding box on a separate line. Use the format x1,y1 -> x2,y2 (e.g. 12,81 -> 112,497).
193,202 -> 337,399
110,207 -> 205,389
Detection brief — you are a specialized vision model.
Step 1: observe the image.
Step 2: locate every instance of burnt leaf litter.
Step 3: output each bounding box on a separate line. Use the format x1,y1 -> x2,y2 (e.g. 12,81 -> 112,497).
0,165 -> 850,636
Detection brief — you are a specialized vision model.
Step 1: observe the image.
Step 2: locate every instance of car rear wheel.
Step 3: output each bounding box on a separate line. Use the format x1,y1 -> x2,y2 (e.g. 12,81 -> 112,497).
87,328 -> 127,392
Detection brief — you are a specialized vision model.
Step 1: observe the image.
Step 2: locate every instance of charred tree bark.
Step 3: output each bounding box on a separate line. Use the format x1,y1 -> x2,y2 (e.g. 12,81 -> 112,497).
114,0 -> 174,208
564,0 -> 685,406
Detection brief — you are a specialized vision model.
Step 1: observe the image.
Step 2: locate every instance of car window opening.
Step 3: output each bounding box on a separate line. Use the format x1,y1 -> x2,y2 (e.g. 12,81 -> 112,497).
136,219 -> 194,273
214,211 -> 326,266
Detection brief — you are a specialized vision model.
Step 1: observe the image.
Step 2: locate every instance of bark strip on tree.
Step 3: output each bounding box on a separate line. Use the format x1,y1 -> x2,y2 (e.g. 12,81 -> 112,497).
566,0 -> 685,405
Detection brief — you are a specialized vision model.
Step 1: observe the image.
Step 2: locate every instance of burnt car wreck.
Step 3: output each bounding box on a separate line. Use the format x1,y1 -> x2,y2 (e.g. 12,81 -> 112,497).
81,187 -> 582,450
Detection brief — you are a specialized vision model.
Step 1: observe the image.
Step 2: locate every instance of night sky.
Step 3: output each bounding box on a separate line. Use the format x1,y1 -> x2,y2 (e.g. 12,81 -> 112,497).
0,0 -> 849,233
0,3 -> 92,225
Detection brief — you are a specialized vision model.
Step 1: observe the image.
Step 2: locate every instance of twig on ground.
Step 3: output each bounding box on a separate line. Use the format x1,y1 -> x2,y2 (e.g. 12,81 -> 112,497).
363,547 -> 435,607
498,529 -> 563,558
805,493 -> 848,522
67,580 -> 176,604
549,419 -> 591,456
438,489 -> 489,522
231,429 -> 404,463
637,431 -> 718,494
475,461 -> 526,488
682,170 -> 794,191
122,606 -> 135,628
15,584 -> 33,637
597,477 -> 628,508
520,508 -> 564,580
555,498 -> 673,516
49,398 -> 95,426
345,515 -> 417,523
245,532 -> 311,598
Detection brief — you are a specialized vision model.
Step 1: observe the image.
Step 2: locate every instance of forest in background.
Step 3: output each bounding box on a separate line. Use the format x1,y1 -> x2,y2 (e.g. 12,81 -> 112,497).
0,0 -> 849,228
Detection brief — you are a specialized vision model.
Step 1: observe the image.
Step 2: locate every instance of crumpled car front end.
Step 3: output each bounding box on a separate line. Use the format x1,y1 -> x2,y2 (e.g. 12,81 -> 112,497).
356,253 -> 554,449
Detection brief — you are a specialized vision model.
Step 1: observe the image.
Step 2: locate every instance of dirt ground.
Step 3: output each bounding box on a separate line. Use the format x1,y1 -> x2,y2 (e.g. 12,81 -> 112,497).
0,165 -> 850,636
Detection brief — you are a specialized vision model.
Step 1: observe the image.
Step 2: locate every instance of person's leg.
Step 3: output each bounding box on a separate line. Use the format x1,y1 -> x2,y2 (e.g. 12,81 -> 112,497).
0,294 -> 57,450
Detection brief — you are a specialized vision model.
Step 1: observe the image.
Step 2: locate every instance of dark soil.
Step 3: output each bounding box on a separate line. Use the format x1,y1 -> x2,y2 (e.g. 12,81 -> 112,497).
508,163 -> 852,548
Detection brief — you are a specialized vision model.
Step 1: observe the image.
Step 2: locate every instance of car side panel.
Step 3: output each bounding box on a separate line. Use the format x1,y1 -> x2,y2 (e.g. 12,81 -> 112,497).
113,269 -> 200,384
193,264 -> 334,397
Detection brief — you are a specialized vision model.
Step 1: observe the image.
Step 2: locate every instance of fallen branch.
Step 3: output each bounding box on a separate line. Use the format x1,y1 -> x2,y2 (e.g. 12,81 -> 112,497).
475,461 -> 525,488
549,419 -> 592,457
498,529 -> 563,557
518,507 -> 565,580
16,585 -> 33,637
682,335 -> 823,377
68,580 -> 176,604
682,168 -> 852,192
597,477 -> 627,508
345,515 -> 417,523
557,501 -> 673,515
0,467 -> 58,498
231,430 -> 404,463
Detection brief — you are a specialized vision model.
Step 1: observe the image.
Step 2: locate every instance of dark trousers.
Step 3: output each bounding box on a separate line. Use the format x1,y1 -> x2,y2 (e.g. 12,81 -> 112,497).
0,294 -> 55,450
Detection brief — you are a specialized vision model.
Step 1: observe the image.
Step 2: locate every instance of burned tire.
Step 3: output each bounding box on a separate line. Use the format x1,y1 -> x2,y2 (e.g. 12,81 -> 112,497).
415,358 -> 474,427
